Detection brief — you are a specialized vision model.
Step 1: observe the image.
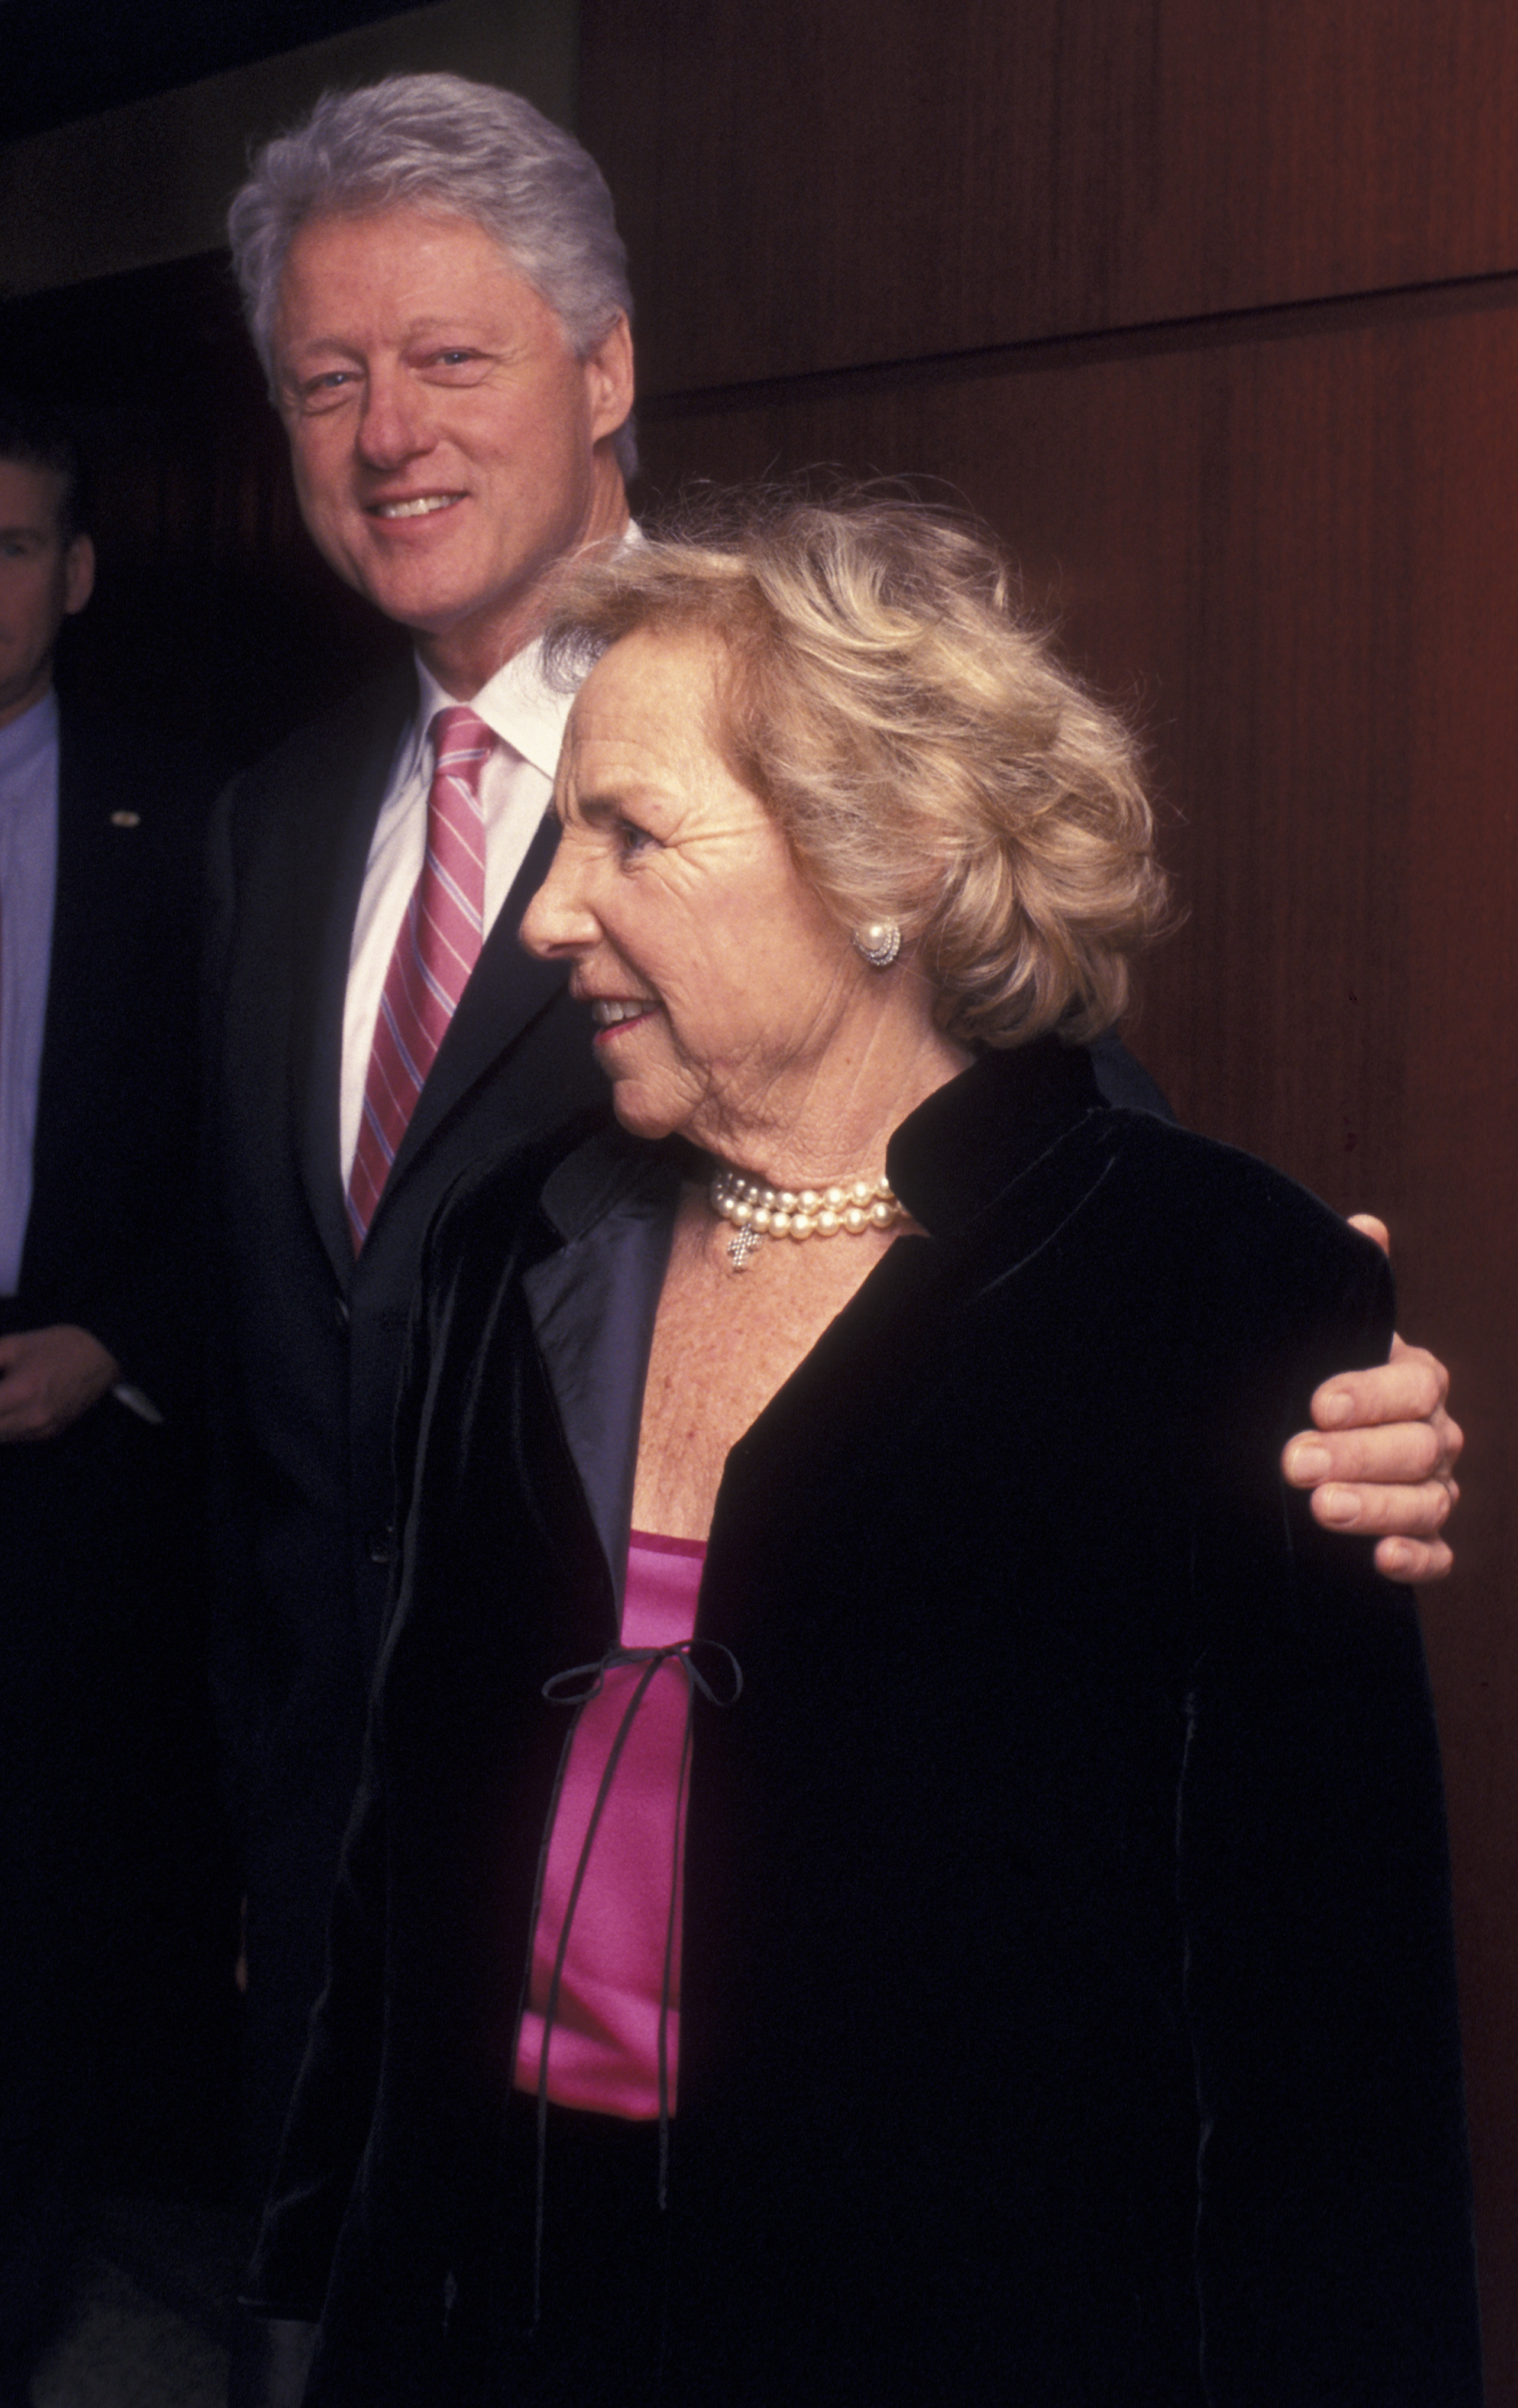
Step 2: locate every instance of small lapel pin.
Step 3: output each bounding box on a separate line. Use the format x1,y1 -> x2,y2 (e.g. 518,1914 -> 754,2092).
109,810 -> 141,828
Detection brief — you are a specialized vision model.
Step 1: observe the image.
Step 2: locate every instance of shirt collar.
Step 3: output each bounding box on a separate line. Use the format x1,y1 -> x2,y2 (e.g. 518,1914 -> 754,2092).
407,633 -> 570,785
0,687 -> 59,797
402,523 -> 644,787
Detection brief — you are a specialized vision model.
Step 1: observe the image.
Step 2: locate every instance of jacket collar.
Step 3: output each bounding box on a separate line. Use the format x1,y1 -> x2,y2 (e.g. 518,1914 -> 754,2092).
536,1035 -> 1106,1255
295,668 -> 421,1280
886,1035 -> 1106,1241
537,1117 -> 688,1244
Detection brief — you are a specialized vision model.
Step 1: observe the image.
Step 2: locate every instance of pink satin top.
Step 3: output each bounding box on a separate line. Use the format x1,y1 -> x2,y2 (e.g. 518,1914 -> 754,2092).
514,1530 -> 706,2117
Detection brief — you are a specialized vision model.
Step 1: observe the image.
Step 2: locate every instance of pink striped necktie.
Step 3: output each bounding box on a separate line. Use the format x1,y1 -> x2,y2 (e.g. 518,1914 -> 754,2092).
346,705 -> 493,1251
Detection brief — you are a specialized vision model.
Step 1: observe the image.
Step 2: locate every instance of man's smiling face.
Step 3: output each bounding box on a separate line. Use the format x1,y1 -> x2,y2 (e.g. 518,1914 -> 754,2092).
271,205 -> 633,694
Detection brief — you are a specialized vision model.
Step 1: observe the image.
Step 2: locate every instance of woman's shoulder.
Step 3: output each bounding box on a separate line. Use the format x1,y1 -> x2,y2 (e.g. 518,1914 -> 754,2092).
1095,1107 -> 1395,1377
1106,1107 -> 1376,1258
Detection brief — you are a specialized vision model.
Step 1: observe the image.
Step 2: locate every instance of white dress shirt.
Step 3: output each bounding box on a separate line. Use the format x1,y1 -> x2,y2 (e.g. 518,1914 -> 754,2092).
0,689 -> 59,1296
338,636 -> 576,1182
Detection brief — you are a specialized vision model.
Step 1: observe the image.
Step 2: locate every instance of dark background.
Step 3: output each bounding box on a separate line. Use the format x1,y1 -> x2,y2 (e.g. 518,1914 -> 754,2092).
5,1 -> 1516,2390
0,0 -> 404,141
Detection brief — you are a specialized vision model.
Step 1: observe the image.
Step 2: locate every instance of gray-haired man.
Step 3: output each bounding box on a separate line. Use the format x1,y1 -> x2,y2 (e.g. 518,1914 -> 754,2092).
209,78 -> 631,2192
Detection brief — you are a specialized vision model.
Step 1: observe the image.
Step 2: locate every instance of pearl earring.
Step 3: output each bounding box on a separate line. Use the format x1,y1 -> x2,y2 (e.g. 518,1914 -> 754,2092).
852,921 -> 901,969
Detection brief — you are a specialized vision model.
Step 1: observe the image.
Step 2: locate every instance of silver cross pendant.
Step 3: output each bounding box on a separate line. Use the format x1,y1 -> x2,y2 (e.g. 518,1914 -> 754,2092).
726,1224 -> 763,1270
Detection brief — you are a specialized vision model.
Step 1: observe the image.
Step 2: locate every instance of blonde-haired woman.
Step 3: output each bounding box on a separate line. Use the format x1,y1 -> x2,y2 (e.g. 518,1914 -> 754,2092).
249,499 -> 1479,2407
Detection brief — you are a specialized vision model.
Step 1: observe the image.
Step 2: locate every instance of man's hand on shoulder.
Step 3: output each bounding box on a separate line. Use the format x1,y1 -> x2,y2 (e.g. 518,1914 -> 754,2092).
0,1324 -> 121,1442
1281,1215 -> 1461,1584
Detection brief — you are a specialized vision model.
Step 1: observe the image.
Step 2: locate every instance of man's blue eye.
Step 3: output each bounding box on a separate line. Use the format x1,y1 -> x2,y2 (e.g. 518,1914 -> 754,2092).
299,371 -> 358,403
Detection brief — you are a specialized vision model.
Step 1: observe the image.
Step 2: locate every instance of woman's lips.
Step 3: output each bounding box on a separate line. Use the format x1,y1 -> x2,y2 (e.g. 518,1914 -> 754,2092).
589,998 -> 657,1043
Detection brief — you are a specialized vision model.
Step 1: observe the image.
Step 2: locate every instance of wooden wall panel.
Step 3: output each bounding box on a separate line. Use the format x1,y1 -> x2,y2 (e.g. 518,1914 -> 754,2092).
585,0 -> 1518,392
592,0 -> 1518,2372
629,284 -> 1518,2388
635,295 -> 1518,1207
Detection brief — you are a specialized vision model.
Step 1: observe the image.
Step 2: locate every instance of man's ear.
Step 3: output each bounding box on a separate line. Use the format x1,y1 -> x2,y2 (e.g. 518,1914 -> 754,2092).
63,532 -> 96,618
584,313 -> 635,449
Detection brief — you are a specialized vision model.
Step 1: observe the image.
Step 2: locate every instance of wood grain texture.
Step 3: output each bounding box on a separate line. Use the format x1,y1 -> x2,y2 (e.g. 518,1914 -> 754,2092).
629,287 -> 1518,2389
584,0 -> 1518,391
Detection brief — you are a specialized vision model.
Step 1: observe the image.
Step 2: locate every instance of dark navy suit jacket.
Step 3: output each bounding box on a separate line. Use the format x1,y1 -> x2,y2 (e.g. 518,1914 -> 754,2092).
203,669 -> 608,2079
6,710 -> 207,1389
0,707 -> 213,2311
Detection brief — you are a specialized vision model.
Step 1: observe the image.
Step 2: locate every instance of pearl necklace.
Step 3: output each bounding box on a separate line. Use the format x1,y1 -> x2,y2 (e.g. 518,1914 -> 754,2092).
709,1165 -> 903,1269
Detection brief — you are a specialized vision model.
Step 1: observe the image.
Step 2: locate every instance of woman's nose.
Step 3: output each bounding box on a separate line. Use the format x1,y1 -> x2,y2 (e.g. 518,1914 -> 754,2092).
519,832 -> 599,958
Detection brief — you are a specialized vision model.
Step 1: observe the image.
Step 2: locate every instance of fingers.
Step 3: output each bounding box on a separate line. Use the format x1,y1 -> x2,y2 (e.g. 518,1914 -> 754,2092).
1284,1405 -> 1463,1491
1372,1532 -> 1455,1585
0,1326 -> 118,1441
1303,1475 -> 1455,1581
1280,1240 -> 1459,1583
1283,1324 -> 1462,1585
1313,1483 -> 1456,1583
0,1349 -> 45,1439
1307,1477 -> 1455,1540
0,1388 -> 55,1442
0,1363 -> 69,1441
1284,1419 -> 1445,1490
1309,1335 -> 1451,1438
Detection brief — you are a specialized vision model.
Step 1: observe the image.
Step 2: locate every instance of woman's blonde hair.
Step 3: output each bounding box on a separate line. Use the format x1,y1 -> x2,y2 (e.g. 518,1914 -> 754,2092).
543,493 -> 1171,1045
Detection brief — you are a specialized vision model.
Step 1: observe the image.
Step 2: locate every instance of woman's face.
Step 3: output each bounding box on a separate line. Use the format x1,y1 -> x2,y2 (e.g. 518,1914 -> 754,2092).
520,628 -> 876,1157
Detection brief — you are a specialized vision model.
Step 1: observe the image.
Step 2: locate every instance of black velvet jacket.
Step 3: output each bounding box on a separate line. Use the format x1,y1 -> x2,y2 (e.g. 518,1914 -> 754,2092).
253,1039 -> 1480,2405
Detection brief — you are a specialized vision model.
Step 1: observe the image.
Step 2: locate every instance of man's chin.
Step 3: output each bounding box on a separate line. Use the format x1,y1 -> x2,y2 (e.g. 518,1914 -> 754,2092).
346,568 -> 466,631
327,527 -> 478,629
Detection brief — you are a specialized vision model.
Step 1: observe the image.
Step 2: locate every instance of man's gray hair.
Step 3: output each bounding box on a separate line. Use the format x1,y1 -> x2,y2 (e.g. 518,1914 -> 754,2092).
228,73 -> 636,475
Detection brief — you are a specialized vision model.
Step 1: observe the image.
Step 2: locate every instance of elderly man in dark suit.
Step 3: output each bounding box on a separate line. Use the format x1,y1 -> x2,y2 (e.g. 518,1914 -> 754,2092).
206,80 -> 633,2199
0,394 -> 211,2404
206,75 -> 1464,2239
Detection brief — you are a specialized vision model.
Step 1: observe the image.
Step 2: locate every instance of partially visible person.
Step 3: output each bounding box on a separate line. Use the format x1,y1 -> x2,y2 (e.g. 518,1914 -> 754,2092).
208,76 -> 632,2195
246,498 -> 1479,2406
208,69 -> 1460,2216
0,394 -> 218,2402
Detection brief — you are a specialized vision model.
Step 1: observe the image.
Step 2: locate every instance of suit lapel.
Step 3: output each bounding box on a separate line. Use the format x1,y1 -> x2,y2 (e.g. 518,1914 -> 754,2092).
47,726 -> 112,1001
37,724 -> 140,1146
291,673 -> 417,1283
